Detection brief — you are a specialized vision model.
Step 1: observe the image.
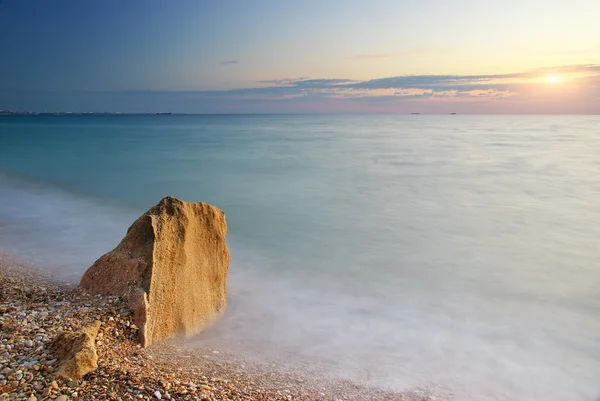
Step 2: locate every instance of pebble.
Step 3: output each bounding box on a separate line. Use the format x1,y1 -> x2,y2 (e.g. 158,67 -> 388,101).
0,260 -> 407,401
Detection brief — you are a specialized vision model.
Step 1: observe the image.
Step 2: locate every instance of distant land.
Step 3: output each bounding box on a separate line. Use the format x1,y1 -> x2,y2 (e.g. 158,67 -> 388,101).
0,110 -> 463,116
0,110 -> 174,116
0,111 -> 458,116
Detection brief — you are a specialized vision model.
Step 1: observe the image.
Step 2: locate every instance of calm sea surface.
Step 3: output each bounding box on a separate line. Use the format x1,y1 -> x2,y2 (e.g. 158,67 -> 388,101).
1,114 -> 599,400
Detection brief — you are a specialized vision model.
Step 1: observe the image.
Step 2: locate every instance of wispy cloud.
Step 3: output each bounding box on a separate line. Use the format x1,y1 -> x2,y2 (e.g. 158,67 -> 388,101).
261,78 -> 359,87
220,60 -> 239,66
110,64 -> 594,106
532,64 -> 600,74
14,64 -> 595,114
350,48 -> 433,60
229,64 -> 600,99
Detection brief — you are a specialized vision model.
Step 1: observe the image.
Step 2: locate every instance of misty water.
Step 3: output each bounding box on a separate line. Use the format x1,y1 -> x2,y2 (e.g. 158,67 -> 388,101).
1,114 -> 599,400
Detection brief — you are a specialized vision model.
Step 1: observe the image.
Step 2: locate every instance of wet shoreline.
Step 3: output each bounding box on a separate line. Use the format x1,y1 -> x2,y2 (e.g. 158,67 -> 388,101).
0,254 -> 439,401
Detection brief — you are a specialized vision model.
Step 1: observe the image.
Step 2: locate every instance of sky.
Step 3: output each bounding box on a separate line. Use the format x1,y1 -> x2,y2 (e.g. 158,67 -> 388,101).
0,0 -> 599,114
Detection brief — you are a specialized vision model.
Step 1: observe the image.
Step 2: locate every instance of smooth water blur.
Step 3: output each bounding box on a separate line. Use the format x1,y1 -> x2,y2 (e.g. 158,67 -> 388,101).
1,114 -> 599,400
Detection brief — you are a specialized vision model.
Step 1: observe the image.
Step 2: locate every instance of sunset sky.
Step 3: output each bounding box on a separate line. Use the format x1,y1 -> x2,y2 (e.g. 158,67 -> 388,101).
1,0 -> 599,113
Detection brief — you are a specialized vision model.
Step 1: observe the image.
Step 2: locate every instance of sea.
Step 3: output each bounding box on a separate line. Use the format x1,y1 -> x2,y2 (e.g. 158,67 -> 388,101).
1,114 -> 599,400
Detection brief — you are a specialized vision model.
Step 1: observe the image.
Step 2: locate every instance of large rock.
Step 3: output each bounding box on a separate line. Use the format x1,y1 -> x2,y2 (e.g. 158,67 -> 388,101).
79,196 -> 230,347
49,321 -> 101,379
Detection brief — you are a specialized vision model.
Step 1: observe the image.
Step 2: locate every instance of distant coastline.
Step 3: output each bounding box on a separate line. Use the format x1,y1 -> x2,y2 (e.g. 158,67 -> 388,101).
0,110 -> 177,116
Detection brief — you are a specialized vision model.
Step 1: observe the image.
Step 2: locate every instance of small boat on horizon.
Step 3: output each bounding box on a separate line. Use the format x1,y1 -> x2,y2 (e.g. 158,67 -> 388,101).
411,112 -> 420,115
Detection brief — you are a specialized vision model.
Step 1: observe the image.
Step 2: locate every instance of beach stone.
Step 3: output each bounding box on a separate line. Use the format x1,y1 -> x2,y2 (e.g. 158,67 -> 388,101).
48,321 -> 101,379
79,196 -> 230,347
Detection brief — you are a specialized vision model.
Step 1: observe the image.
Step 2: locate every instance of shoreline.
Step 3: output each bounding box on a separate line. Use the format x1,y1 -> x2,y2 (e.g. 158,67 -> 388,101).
0,254 -> 440,401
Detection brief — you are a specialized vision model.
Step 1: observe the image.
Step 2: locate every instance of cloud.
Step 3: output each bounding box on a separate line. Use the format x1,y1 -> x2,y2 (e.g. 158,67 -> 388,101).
350,48 -> 433,60
234,64 -> 599,99
220,60 -> 239,66
260,78 -> 358,87
532,64 -> 600,74
4,64 -> 598,113
104,64 -> 594,107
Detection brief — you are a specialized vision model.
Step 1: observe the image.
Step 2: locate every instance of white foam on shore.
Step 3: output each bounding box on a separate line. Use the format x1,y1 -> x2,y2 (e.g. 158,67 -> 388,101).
2,171 -> 599,401
189,246 -> 600,401
0,172 -> 136,281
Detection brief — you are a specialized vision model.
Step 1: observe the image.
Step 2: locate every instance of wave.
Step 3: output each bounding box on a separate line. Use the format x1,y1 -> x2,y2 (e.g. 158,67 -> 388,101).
0,171 -> 137,281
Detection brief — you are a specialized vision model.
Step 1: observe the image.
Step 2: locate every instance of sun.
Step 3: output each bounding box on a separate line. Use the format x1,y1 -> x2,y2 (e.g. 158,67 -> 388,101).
544,75 -> 562,84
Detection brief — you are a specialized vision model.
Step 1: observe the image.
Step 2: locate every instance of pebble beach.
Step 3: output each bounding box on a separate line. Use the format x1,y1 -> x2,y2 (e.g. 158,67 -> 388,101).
0,254 -> 441,401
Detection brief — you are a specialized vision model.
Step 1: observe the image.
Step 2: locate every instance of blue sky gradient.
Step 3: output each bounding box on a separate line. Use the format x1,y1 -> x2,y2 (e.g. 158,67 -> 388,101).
1,0 -> 599,113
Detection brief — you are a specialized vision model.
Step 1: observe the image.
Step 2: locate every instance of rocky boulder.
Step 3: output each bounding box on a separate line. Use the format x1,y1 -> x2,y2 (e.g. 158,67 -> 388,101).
79,196 -> 230,347
49,321 -> 101,379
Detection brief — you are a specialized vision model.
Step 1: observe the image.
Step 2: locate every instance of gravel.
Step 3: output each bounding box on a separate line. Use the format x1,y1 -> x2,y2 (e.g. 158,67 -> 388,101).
0,255 -> 443,401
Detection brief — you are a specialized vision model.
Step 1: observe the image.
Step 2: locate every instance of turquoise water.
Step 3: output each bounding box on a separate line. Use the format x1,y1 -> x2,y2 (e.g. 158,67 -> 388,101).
1,115 -> 599,400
